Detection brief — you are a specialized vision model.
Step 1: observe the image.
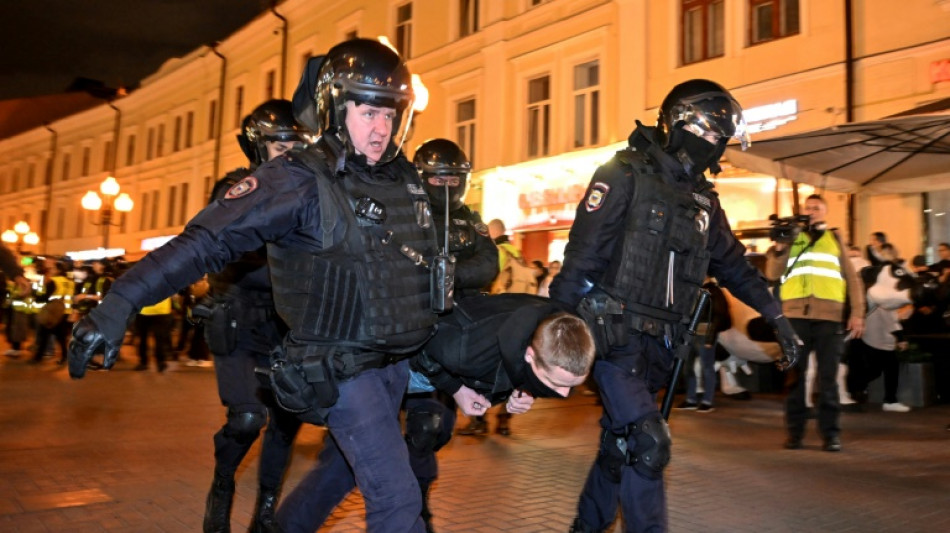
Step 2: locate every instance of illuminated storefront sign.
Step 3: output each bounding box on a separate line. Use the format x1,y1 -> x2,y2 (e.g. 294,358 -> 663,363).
66,248 -> 126,261
743,99 -> 798,133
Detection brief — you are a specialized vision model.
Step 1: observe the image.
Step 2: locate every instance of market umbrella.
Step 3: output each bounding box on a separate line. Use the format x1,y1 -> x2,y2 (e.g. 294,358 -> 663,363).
725,113 -> 950,194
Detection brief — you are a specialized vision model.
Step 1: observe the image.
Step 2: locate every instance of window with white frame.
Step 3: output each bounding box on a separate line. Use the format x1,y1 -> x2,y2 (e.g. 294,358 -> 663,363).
185,111 -> 194,148
682,0 -> 725,65
395,3 -> 413,58
526,76 -> 551,159
146,127 -> 155,160
459,0 -> 479,38
173,116 -> 182,152
573,60 -> 600,148
456,98 -> 476,163
157,123 -> 165,157
750,0 -> 799,44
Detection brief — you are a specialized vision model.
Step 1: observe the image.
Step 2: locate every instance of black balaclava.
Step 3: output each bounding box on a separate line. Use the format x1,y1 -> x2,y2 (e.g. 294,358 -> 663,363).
669,128 -> 728,176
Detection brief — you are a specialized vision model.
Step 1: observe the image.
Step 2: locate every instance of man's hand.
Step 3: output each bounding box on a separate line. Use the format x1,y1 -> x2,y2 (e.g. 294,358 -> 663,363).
505,390 -> 535,414
68,295 -> 134,379
453,385 -> 491,417
847,316 -> 865,340
769,315 -> 803,371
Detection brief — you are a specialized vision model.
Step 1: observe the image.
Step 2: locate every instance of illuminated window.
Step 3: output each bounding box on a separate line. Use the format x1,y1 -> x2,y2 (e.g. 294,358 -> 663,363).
460,0 -> 479,38
526,75 -> 551,158
750,0 -> 799,44
456,98 -> 476,164
682,0 -> 724,65
396,3 -> 413,58
573,61 -> 600,148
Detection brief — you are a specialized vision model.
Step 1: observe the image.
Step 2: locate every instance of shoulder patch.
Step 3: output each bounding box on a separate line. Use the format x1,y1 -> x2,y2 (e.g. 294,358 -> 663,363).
408,183 -> 425,195
585,182 -> 610,212
473,222 -> 489,236
224,176 -> 259,199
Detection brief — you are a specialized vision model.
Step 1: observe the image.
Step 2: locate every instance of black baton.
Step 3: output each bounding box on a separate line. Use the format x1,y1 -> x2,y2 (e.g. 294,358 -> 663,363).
660,289 -> 710,420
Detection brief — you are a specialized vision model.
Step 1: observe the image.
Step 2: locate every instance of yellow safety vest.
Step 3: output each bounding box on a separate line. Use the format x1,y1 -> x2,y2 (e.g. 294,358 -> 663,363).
140,297 -> 173,316
50,275 -> 75,310
780,231 -> 846,303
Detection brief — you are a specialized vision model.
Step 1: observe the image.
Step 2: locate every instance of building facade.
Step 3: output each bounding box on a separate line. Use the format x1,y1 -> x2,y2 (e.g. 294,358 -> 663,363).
1,0 -> 949,263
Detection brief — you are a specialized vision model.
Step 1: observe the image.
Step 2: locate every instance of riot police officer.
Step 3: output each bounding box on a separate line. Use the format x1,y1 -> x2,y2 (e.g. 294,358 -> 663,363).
549,79 -> 802,533
69,39 -> 439,533
200,99 -> 306,533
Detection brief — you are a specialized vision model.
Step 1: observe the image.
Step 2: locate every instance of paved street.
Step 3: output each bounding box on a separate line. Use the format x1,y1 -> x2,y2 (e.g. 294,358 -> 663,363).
1,344 -> 948,532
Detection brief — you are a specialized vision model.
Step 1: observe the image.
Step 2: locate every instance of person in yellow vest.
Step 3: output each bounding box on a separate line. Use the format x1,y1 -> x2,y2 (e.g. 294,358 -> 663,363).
766,194 -> 865,452
135,297 -> 174,372
29,258 -> 75,365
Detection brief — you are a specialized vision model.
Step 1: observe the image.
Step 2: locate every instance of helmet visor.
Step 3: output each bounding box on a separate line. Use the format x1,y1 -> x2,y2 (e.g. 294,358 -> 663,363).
676,92 -> 751,150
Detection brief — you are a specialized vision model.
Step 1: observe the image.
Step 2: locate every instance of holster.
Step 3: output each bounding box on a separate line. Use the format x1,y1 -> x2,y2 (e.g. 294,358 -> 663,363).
267,342 -> 340,425
576,290 -> 628,358
205,302 -> 237,355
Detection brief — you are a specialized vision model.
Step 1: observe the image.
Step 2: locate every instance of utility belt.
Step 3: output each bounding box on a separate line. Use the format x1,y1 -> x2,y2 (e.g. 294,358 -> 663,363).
577,290 -> 683,358
264,337 -> 407,425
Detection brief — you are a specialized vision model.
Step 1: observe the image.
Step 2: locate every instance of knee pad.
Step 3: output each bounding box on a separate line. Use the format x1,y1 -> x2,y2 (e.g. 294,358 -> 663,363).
225,408 -> 267,443
595,428 -> 626,483
626,412 -> 671,480
405,409 -> 445,454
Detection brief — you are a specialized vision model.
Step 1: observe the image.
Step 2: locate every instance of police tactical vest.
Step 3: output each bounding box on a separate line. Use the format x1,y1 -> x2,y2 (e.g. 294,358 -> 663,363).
780,230 -> 846,303
267,154 -> 437,353
601,149 -> 715,326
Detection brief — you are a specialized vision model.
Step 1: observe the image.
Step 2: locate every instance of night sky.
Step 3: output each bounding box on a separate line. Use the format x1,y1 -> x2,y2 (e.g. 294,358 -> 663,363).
0,0 -> 270,100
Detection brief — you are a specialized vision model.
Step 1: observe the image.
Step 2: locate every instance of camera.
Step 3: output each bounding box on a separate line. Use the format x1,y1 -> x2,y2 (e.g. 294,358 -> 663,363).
768,214 -> 810,243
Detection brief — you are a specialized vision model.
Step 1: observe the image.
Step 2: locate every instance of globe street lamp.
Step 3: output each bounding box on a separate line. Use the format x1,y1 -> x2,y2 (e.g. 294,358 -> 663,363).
1,221 -> 40,255
81,176 -> 134,250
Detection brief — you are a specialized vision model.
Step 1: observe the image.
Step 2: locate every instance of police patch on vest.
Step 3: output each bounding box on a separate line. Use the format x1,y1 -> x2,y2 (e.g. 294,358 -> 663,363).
586,182 -> 610,212
695,209 -> 710,234
224,176 -> 259,199
407,184 -> 425,195
473,222 -> 489,236
453,218 -> 469,226
692,193 -> 711,210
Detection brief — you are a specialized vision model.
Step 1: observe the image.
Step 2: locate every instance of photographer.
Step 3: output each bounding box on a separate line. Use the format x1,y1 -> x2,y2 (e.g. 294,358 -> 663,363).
766,194 -> 865,452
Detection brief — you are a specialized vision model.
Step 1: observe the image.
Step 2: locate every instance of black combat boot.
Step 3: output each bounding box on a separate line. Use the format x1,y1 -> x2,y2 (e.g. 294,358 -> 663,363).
203,472 -> 235,533
249,487 -> 282,533
496,413 -> 512,436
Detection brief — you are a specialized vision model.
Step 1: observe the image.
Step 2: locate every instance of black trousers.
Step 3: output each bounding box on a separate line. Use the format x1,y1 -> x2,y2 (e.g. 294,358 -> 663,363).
785,319 -> 845,439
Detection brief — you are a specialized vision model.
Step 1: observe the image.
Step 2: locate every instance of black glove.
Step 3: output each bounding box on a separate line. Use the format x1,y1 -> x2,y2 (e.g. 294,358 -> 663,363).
768,314 -> 802,371
68,294 -> 135,379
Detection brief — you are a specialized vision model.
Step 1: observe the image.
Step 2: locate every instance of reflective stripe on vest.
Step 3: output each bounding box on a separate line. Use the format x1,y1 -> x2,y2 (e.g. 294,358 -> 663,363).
780,231 -> 846,303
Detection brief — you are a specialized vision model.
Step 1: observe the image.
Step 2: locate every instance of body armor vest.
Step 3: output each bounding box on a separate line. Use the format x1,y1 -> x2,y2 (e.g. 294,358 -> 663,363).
267,155 -> 437,353
602,149 -> 715,326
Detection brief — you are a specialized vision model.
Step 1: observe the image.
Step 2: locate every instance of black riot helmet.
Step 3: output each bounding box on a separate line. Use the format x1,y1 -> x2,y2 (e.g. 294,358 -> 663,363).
413,138 -> 472,211
654,79 -> 750,175
314,38 -> 415,165
238,99 -> 303,167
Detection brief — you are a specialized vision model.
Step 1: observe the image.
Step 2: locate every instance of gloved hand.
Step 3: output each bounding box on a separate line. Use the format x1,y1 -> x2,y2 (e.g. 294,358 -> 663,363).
768,314 -> 802,371
68,294 -> 135,379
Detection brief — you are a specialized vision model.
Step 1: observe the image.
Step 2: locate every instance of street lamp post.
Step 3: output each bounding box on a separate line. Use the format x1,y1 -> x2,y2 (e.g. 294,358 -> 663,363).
1,221 -> 40,256
81,176 -> 134,250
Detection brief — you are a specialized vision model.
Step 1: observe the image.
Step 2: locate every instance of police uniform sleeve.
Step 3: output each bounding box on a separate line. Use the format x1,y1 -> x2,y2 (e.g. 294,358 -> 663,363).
549,160 -> 633,310
107,159 -> 310,311
454,210 -> 499,291
706,198 -> 781,319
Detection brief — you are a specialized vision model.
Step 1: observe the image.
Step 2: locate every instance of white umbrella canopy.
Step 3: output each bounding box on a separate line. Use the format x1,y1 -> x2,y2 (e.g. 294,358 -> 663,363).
725,113 -> 950,194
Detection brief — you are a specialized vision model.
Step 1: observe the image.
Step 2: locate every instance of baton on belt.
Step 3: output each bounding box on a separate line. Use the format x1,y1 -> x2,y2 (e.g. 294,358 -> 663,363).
660,289 -> 710,421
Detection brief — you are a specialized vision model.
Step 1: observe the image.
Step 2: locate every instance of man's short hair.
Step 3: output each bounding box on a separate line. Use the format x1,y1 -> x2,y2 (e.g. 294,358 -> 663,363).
530,312 -> 595,377
805,194 -> 825,204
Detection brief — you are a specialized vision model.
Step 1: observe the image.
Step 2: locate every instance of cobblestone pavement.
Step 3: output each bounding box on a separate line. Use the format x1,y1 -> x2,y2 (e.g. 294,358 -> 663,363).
1,344 -> 948,532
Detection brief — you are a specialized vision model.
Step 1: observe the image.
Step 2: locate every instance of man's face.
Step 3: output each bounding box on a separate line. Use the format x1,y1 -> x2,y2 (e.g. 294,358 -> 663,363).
939,244 -> 950,260
265,140 -> 296,161
802,198 -> 827,225
525,347 -> 587,398
344,101 -> 396,166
